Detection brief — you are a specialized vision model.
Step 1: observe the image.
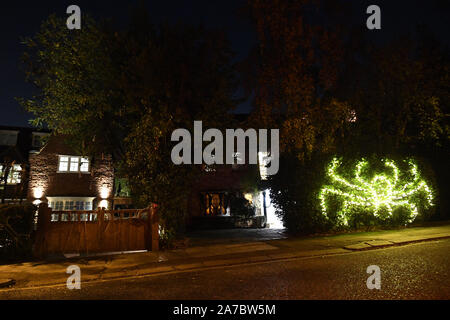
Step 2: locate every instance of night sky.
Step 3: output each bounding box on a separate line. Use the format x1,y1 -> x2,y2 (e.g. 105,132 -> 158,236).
1,0 -> 449,127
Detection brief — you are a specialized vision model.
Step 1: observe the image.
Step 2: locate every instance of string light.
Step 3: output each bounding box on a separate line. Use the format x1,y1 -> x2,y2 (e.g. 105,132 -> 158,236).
318,157 -> 434,226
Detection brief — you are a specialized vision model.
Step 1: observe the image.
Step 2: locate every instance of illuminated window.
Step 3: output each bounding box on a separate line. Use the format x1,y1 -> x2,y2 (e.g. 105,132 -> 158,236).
48,197 -> 94,211
58,155 -> 89,173
0,164 -> 22,184
204,193 -> 228,216
80,158 -> 89,172
69,157 -> 79,172
58,156 -> 69,171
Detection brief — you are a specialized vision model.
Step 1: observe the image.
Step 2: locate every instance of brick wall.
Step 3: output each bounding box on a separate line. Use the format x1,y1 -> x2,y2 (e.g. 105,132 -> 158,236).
27,136 -> 114,206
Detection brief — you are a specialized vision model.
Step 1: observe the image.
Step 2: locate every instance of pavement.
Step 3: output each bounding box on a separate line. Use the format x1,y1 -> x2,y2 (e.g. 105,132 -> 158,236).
0,224 -> 449,290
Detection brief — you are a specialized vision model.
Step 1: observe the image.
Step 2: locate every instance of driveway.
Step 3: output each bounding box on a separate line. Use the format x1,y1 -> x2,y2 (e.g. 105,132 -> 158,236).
186,228 -> 287,247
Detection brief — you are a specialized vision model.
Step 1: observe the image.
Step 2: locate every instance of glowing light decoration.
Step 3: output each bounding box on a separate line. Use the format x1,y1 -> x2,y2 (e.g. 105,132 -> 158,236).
318,157 -> 434,226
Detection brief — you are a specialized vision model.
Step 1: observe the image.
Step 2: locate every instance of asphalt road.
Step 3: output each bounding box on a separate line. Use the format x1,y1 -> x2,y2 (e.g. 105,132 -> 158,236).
1,239 -> 449,299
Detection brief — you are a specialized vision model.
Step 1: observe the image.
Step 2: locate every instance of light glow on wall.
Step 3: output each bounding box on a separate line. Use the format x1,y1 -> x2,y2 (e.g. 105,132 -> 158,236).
100,186 -> 110,199
98,199 -> 109,209
318,157 -> 434,226
33,187 -> 44,199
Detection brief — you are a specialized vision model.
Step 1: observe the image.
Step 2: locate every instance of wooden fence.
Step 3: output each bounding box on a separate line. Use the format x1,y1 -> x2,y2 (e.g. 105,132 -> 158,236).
33,203 -> 159,258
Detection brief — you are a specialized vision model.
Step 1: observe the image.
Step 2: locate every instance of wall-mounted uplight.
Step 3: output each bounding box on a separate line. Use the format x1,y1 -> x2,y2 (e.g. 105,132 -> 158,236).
33,187 -> 43,199
98,199 -> 109,209
100,186 -> 110,199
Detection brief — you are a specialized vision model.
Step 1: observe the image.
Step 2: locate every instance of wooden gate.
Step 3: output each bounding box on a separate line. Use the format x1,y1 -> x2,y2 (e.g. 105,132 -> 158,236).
33,203 -> 159,258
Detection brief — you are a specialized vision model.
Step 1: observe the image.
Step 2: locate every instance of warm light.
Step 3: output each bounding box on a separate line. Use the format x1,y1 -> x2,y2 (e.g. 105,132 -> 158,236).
100,186 -> 110,199
34,187 -> 43,199
244,193 -> 253,203
98,199 -> 109,209
318,157 -> 434,226
32,199 -> 42,206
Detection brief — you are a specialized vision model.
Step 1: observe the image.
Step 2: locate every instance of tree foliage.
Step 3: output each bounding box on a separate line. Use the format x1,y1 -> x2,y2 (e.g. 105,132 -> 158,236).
245,0 -> 352,159
19,11 -> 238,234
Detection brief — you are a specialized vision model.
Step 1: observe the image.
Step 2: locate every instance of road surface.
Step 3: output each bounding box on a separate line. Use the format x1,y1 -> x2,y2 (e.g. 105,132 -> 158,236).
1,239 -> 449,299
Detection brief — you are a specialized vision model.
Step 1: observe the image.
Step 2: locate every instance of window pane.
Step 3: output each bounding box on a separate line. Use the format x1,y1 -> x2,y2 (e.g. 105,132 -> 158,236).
80,158 -> 89,172
69,157 -> 79,172
85,202 -> 92,210
59,156 -> 69,171
11,165 -> 21,184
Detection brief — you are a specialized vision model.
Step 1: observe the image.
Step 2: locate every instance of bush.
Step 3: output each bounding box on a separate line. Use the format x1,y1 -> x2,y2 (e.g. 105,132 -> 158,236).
0,203 -> 36,261
318,155 -> 436,228
268,154 -> 331,235
268,153 -> 437,234
229,195 -> 255,218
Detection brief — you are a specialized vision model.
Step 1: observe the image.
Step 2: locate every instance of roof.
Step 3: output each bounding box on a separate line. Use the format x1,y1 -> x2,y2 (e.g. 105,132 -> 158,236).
0,125 -> 51,163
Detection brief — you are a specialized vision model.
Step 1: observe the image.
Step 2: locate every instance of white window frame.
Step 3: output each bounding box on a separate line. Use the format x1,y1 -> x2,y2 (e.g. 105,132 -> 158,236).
57,155 -> 90,173
47,197 -> 96,222
47,197 -> 95,212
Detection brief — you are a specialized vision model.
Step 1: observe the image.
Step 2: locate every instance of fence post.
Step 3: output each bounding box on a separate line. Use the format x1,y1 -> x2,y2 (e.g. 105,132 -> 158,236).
33,202 -> 51,258
150,204 -> 159,251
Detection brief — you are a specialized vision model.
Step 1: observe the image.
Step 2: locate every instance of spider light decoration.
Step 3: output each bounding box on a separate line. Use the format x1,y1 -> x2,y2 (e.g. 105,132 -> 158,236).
318,157 -> 434,226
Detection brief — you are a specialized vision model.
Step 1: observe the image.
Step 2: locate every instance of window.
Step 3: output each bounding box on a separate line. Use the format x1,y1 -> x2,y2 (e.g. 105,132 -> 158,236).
64,201 -> 74,210
58,156 -> 69,171
80,158 -> 89,172
48,197 -> 95,212
0,164 -> 22,184
204,193 -> 228,216
69,157 -> 79,172
0,130 -> 18,146
58,156 -> 90,173
31,132 -> 49,149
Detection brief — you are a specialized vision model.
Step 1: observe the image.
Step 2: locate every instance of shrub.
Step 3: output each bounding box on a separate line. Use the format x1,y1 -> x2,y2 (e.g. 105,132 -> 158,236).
229,195 -> 255,218
318,155 -> 436,228
0,203 -> 36,261
268,154 -> 330,234
269,153 -> 437,234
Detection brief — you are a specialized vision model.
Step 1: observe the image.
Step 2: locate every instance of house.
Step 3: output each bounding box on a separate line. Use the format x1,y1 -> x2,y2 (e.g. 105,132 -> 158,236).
21,123 -> 279,229
0,126 -> 50,203
27,135 -> 115,214
185,115 -> 277,229
187,159 -> 268,229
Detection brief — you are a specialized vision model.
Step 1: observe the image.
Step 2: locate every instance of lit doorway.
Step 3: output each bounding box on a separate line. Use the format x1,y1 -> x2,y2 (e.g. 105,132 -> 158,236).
260,190 -> 284,229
